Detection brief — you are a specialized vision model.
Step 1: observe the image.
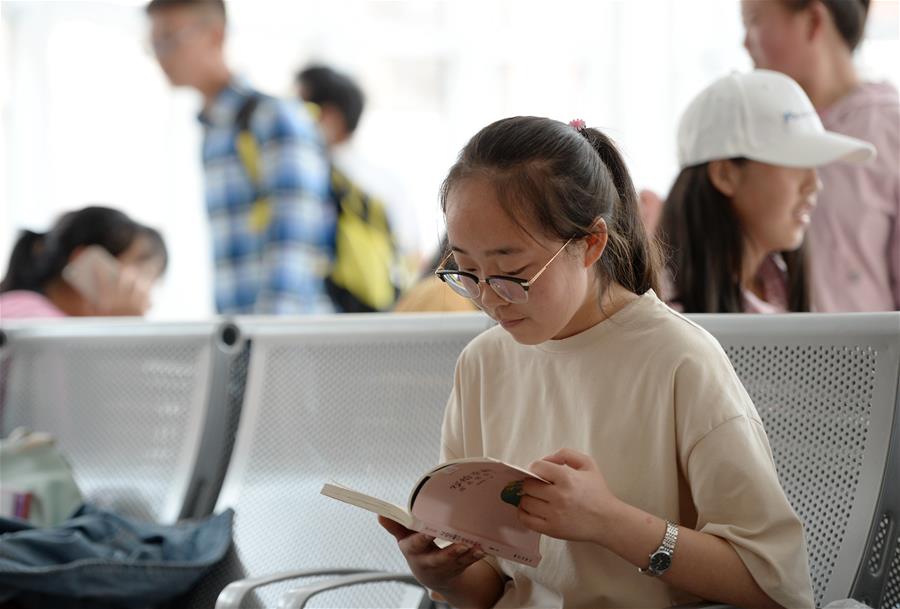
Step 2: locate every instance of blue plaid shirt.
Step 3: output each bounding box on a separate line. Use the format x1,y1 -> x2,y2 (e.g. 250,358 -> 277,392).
199,79 -> 335,315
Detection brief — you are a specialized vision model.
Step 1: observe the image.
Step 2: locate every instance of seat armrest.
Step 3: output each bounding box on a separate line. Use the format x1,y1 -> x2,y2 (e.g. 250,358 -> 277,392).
278,572 -> 424,609
214,568 -> 370,609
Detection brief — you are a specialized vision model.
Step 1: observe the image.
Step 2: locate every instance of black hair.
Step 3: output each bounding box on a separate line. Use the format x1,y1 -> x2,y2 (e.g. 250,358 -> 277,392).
297,65 -> 366,135
785,0 -> 870,51
659,162 -> 810,313
0,206 -> 168,294
145,0 -> 226,20
440,116 -> 660,297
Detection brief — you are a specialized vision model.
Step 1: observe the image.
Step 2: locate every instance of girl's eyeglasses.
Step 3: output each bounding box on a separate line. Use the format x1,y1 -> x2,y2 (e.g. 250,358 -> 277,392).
435,238 -> 573,304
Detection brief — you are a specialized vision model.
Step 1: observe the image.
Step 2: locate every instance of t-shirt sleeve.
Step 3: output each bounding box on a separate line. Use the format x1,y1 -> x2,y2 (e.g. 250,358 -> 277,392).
676,347 -> 815,608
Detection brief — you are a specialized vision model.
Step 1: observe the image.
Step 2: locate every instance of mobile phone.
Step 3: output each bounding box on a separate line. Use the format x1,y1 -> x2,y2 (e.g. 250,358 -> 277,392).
61,245 -> 121,304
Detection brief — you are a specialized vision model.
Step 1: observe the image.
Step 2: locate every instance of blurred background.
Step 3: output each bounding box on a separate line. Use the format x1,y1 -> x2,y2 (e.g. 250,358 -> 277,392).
1,0 -> 897,319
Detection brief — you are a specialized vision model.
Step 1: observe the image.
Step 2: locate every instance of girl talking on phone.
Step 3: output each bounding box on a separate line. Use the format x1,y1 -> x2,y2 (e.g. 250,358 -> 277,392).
0,206 -> 168,319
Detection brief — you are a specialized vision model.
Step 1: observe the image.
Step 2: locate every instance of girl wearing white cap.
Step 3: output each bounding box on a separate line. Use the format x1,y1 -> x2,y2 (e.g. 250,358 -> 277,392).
660,69 -> 874,313
742,0 -> 899,312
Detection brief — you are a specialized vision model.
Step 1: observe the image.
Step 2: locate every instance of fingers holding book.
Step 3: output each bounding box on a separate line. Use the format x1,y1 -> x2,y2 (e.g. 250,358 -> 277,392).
380,515 -> 486,591
518,448 -> 619,545
378,515 -> 416,541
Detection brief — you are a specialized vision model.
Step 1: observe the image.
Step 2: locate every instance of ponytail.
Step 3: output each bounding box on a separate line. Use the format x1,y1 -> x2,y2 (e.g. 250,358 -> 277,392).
579,128 -> 660,296
0,230 -> 49,293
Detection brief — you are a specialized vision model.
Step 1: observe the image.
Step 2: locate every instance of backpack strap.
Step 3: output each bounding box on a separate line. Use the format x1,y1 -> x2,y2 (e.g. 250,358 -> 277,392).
235,95 -> 262,185
233,95 -> 272,233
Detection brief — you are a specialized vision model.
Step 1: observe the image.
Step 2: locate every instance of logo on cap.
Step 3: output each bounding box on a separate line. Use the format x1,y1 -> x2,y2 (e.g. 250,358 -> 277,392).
783,110 -> 816,124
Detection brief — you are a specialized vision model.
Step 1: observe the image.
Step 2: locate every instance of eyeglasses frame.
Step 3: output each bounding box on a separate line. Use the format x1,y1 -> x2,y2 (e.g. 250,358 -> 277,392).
434,237 -> 574,304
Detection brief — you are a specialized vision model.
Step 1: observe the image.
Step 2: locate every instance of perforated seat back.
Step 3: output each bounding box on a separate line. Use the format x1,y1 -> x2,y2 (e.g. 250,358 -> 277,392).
0,320 -> 239,524
690,313 -> 900,607
198,313 -> 491,608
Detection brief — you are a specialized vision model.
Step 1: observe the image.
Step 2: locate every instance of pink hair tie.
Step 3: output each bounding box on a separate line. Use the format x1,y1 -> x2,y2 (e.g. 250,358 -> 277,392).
568,118 -> 586,131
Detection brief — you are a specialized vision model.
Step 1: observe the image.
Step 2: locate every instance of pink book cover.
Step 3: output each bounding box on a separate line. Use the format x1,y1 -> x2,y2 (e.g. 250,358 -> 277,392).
321,457 -> 547,567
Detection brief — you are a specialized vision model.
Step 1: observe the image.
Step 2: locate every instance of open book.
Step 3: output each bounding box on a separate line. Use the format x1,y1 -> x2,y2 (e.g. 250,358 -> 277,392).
321,457 -> 547,567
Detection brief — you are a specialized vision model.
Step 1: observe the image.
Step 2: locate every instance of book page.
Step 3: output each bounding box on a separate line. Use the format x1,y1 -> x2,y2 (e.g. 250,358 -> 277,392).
321,482 -> 415,529
408,459 -> 546,566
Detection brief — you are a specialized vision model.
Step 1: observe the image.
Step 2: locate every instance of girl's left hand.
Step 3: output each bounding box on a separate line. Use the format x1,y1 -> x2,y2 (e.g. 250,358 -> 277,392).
517,448 -> 621,545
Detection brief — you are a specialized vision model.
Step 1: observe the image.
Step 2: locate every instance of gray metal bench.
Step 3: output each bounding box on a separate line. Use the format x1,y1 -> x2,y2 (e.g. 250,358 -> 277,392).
4,311 -> 897,607
191,313 -> 492,608
210,312 -> 900,609
0,319 -> 246,524
690,313 -> 900,608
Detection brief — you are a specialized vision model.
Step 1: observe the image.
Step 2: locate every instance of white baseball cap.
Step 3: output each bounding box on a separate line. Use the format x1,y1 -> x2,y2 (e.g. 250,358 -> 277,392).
677,69 -> 875,169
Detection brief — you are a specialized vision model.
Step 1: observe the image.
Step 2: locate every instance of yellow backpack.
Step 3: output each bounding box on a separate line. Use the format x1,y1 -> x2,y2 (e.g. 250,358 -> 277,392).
235,95 -> 400,312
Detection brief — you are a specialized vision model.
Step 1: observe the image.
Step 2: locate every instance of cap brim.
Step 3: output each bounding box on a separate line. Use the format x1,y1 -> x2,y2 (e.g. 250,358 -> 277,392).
747,131 -> 876,168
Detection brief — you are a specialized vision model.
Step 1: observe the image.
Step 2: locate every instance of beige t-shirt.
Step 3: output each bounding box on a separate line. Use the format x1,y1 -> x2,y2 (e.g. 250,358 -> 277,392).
441,290 -> 814,608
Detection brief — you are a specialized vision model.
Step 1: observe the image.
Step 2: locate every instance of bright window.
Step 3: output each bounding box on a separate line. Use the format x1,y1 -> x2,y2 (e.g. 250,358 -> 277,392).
2,0 -> 897,318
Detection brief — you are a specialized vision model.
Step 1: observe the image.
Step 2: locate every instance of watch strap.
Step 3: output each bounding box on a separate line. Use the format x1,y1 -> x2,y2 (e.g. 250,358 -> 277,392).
638,520 -> 678,576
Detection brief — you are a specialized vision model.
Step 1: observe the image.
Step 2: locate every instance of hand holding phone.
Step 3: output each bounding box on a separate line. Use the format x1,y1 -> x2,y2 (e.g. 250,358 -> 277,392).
62,245 -> 153,316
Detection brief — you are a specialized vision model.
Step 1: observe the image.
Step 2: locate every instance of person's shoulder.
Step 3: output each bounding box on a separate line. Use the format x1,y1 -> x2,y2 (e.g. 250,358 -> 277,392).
856,81 -> 899,108
250,93 -> 322,144
615,292 -> 741,386
824,82 -> 899,142
458,292 -> 731,369
831,83 -> 900,185
0,290 -> 66,320
829,81 -> 899,114
636,294 -> 761,425
632,290 -> 724,354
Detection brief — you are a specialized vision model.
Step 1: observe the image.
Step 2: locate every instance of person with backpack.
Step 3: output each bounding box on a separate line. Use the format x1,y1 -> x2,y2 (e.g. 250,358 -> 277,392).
147,0 -> 335,315
297,64 -> 413,312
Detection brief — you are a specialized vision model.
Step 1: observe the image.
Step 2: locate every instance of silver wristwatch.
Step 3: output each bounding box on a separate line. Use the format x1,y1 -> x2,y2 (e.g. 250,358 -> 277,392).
638,520 -> 678,577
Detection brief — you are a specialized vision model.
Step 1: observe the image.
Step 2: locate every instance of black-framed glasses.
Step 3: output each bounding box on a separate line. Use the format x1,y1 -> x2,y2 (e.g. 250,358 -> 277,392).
435,238 -> 573,304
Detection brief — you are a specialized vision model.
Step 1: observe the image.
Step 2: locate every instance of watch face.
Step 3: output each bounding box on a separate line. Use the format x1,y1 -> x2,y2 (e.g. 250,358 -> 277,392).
649,551 -> 672,573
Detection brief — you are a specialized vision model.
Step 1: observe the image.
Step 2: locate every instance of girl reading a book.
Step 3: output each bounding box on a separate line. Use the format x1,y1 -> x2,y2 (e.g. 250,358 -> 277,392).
380,116 -> 814,607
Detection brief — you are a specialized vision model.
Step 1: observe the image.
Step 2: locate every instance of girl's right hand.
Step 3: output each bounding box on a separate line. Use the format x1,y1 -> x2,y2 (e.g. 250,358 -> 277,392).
378,516 -> 485,593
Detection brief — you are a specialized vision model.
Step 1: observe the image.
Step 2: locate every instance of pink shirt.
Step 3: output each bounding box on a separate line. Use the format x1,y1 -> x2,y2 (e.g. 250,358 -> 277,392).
810,81 -> 900,311
0,290 -> 66,320
741,254 -> 790,314
663,254 -> 790,314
